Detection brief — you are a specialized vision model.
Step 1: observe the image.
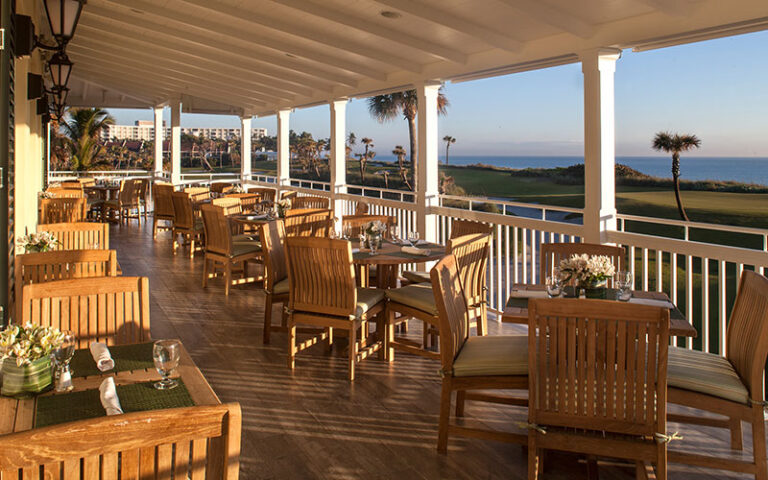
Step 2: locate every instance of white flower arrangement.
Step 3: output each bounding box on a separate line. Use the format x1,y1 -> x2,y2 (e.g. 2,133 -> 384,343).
0,323 -> 64,367
276,198 -> 292,218
365,220 -> 387,236
558,254 -> 616,285
17,231 -> 60,253
38,191 -> 55,199
231,185 -> 245,193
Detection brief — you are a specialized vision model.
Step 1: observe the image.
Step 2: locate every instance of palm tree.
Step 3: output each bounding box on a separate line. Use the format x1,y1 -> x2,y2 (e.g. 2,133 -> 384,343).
367,88 -> 448,190
652,131 -> 702,221
62,108 -> 114,171
359,137 -> 374,183
443,135 -> 456,164
392,145 -> 411,190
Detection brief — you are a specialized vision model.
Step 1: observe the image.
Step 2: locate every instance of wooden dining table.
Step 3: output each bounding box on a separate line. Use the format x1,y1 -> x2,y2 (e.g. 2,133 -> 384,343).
502,283 -> 698,337
0,341 -> 219,435
352,238 -> 445,288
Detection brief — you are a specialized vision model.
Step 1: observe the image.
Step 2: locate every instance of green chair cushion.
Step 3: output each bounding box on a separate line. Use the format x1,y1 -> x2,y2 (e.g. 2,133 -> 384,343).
231,243 -> 262,257
385,284 -> 437,316
355,288 -> 385,319
402,270 -> 430,284
272,277 -> 289,295
667,346 -> 749,404
452,335 -> 528,377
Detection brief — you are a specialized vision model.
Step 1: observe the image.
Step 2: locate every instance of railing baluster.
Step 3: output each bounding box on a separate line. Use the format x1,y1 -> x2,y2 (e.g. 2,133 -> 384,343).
702,257 -> 710,353
686,255 -> 693,349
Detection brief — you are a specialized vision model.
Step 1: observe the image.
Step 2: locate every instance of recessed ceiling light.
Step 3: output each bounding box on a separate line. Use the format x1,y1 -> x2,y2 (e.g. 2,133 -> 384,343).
380,10 -> 401,19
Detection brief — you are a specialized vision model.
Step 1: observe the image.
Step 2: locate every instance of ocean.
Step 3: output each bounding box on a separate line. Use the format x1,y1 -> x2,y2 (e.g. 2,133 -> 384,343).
373,155 -> 768,186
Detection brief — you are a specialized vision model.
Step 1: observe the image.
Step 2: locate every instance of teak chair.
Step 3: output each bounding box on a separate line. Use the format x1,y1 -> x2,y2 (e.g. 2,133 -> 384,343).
527,298 -> 671,479
152,182 -> 176,239
39,197 -> 87,223
291,195 -> 330,210
200,204 -> 262,296
539,242 -> 625,286
15,249 -> 119,321
354,201 -> 369,215
284,208 -> 332,237
38,222 -> 109,250
285,236 -> 385,381
385,234 -> 492,361
259,220 -> 289,344
210,181 -> 235,194
185,186 -> 211,203
136,178 -> 150,221
250,187 -> 276,205
665,270 -> 768,479
60,181 -> 84,192
0,403 -> 242,480
341,214 -> 397,239
431,254 -> 528,453
45,186 -> 85,198
104,179 -> 141,224
224,193 -> 261,212
402,218 -> 493,284
212,197 -> 243,216
172,191 -> 204,258
280,190 -> 297,201
21,276 -> 151,349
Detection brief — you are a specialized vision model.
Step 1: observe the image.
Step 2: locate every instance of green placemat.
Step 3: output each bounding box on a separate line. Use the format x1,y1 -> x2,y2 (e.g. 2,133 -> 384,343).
34,379 -> 195,428
69,342 -> 155,378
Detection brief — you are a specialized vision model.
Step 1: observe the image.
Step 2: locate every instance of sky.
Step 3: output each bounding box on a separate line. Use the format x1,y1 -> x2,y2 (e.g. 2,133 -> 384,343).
107,29 -> 768,158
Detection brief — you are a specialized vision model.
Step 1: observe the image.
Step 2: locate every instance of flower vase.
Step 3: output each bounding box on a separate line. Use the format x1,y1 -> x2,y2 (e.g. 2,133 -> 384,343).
582,279 -> 608,299
1,356 -> 53,397
365,233 -> 382,251
277,206 -> 286,218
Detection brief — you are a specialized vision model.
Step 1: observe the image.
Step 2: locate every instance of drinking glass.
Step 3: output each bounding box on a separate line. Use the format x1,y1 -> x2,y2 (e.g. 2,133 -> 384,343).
407,231 -> 419,246
153,339 -> 181,390
615,270 -> 633,301
342,223 -> 351,240
53,331 -> 76,392
545,275 -> 563,298
389,225 -> 399,243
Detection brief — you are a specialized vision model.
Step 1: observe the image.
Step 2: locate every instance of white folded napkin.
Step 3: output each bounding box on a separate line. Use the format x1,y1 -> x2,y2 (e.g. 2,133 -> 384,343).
89,342 -> 115,372
415,239 -> 429,246
351,248 -> 360,254
99,377 -> 123,416
628,297 -> 675,309
509,289 -> 550,299
401,246 -> 430,256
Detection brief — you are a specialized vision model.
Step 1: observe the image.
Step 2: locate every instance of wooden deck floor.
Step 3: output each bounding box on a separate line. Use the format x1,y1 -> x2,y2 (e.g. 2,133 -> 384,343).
112,221 -> 761,479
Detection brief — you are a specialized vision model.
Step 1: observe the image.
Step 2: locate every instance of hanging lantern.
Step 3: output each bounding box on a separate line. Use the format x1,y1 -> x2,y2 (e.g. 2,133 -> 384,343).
48,51 -> 73,90
42,0 -> 86,47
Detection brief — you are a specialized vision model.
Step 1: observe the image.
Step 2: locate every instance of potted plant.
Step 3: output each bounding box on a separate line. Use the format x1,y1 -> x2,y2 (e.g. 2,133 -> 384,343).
17,232 -> 60,253
558,254 -> 616,299
276,198 -> 292,218
0,324 -> 64,397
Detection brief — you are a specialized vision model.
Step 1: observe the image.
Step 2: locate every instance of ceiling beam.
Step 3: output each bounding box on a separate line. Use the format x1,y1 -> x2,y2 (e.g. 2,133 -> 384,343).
70,37 -> 297,101
176,0 -> 424,74
78,17 -> 339,93
634,0 -> 698,16
85,3 -> 360,88
370,0 -> 523,52
269,0 -> 467,63
71,73 -> 172,104
74,25 -> 315,98
496,0 -> 596,38
97,0 -> 387,81
69,50 -> 274,107
70,76 -> 158,105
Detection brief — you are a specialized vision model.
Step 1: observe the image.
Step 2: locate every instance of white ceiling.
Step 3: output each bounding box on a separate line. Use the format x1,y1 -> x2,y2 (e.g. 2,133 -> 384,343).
59,0 -> 768,116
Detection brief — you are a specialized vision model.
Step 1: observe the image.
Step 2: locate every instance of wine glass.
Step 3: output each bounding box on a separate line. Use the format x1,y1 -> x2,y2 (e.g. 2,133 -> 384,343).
407,231 -> 419,246
153,340 -> 181,390
615,271 -> 633,301
342,223 -> 351,240
389,225 -> 399,243
545,274 -> 563,298
53,331 -> 76,392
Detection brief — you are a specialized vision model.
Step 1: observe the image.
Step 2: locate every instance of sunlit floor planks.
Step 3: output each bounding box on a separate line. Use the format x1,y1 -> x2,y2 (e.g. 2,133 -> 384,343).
112,220 -> 761,480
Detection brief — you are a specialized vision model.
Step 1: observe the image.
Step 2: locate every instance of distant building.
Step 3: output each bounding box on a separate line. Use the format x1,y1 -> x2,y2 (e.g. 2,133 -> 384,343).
100,121 -> 267,143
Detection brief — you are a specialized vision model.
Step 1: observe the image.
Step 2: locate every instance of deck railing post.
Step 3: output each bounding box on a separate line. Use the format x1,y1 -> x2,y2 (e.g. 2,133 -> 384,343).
581,48 -> 621,244
329,99 -> 348,232
170,100 -> 182,185
416,81 -> 441,243
153,106 -> 164,178
277,109 -> 291,193
240,116 -> 252,186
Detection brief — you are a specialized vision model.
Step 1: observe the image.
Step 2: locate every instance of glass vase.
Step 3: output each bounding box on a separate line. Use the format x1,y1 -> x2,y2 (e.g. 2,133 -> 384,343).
1,356 -> 53,397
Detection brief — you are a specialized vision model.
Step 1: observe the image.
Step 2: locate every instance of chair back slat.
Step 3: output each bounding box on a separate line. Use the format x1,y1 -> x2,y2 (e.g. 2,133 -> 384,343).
450,219 -> 493,239
171,192 -> 196,230
200,204 -> 233,256
212,197 -> 242,216
37,222 -> 109,250
539,242 -> 625,286
448,234 -> 491,309
21,276 -> 150,348
726,270 -> 768,399
341,215 -> 397,239
45,187 -> 85,198
39,198 -> 87,223
280,190 -> 297,200
260,220 -> 288,290
153,183 -> 175,219
224,193 -> 260,212
285,237 -> 356,317
354,202 -> 369,215
15,249 -> 119,321
210,182 -> 234,194
291,196 -> 330,210
431,255 -> 471,373
528,299 -> 669,437
184,187 -> 211,203
0,403 -> 241,480
249,188 -> 276,204
60,181 -> 84,191
284,208 -> 332,237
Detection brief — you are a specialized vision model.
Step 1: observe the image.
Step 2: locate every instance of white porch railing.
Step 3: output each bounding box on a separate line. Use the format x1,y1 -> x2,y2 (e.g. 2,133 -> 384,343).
49,170 -> 156,181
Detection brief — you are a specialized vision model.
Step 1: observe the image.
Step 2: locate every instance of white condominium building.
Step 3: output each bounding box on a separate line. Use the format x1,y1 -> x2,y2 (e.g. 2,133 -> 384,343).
100,121 -> 268,142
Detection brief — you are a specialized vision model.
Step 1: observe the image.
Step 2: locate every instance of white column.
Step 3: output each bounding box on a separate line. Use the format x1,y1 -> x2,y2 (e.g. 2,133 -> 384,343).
170,100 -> 182,185
240,116 -> 252,185
153,106 -> 164,177
330,99 -> 348,231
416,82 -> 441,243
581,49 -> 621,244
277,109 -> 291,188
